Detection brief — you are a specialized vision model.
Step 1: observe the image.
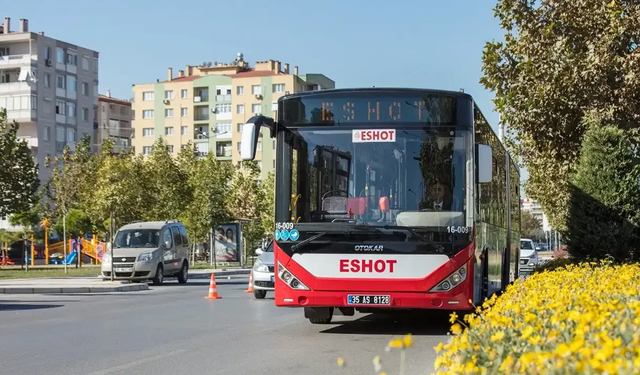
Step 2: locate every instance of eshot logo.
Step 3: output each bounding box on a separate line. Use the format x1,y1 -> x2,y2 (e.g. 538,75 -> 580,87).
352,129 -> 396,143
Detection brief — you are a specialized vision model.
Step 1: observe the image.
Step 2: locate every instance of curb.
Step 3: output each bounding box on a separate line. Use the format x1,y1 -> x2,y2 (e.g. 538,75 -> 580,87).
0,283 -> 149,294
189,270 -> 251,279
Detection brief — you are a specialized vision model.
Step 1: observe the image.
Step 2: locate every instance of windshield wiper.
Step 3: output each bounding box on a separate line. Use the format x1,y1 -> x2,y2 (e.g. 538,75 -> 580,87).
291,232 -> 326,253
351,224 -> 445,253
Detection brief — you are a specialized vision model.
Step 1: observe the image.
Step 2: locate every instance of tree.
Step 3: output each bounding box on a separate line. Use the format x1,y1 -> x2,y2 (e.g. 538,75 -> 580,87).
53,208 -> 92,238
0,109 -> 39,218
260,172 -> 275,240
144,138 -> 192,221
566,112 -> 640,261
180,150 -> 234,245
90,142 -> 151,234
227,161 -> 267,255
481,0 -> 640,231
520,210 -> 543,241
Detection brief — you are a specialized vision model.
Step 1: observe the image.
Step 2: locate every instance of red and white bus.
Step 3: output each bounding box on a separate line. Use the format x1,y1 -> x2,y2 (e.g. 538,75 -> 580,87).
241,88 -> 521,324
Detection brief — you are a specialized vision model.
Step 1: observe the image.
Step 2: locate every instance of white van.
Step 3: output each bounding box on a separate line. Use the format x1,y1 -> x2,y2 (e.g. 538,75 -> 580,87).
519,238 -> 539,275
101,220 -> 190,285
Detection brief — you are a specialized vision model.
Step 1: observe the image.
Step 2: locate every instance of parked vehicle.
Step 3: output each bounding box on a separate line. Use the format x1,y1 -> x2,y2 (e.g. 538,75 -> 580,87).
101,220 -> 190,285
252,241 -> 275,299
520,239 -> 539,275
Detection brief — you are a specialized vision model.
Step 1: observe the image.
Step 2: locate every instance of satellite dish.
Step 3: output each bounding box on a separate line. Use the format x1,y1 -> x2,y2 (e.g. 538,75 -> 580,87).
207,62 -> 212,67
237,52 -> 244,60
213,61 -> 218,66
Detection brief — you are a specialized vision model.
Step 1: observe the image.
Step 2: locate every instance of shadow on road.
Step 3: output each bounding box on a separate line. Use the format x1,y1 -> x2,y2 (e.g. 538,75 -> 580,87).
320,311 -> 451,336
0,303 -> 64,311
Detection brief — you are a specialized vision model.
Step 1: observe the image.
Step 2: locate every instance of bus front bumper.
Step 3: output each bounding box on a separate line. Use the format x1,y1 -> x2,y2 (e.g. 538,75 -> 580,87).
274,289 -> 473,311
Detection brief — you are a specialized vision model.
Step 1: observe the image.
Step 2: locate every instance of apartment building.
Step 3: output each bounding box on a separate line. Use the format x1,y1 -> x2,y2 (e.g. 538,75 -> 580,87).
0,17 -> 99,182
0,17 -> 99,232
131,53 -> 334,180
96,90 -> 132,153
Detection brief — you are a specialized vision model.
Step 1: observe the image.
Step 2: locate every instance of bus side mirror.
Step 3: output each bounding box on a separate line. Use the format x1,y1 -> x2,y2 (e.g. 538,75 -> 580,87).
477,144 -> 493,183
240,115 -> 276,161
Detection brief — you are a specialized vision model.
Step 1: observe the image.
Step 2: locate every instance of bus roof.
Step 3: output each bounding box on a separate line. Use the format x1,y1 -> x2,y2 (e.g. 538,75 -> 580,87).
279,87 -> 474,102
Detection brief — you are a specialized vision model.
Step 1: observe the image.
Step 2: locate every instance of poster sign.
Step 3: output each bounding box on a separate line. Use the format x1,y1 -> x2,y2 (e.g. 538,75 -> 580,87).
214,223 -> 239,262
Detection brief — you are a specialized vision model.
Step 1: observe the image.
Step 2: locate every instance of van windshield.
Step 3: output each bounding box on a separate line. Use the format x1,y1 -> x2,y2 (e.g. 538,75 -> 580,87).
520,240 -> 534,250
114,229 -> 160,248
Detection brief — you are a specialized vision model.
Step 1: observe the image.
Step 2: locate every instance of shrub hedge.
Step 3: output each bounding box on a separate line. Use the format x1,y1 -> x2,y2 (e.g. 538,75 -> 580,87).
433,261 -> 640,374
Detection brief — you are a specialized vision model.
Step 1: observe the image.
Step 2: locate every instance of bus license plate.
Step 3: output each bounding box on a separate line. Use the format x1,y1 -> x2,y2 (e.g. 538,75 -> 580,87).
347,295 -> 390,306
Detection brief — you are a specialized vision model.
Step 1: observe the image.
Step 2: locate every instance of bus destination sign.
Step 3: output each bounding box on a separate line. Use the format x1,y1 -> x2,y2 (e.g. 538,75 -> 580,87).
280,92 -> 457,126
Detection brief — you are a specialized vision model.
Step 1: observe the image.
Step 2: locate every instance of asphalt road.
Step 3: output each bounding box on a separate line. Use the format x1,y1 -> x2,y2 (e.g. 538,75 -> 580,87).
0,275 -> 450,375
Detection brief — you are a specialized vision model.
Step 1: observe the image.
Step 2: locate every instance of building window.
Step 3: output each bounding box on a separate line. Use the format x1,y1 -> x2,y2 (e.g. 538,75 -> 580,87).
273,159 -> 276,168
44,74 -> 50,88
252,103 -> 261,114
82,82 -> 88,96
258,161 -> 262,170
56,76 -> 65,89
216,123 -> 231,135
165,90 -> 174,99
257,141 -> 262,151
237,142 -> 242,153
237,104 -> 244,114
56,48 -> 65,64
167,145 -> 174,153
143,91 -> 154,101
237,86 -> 244,95
43,126 -> 50,141
165,108 -> 174,118
251,85 -> 261,95
181,89 -> 188,98
237,123 -> 244,132
181,107 -> 188,117
181,126 -> 188,135
82,56 -> 89,70
273,84 -> 285,93
67,76 -> 77,92
142,110 -> 154,119
273,140 -> 276,149
143,128 -> 154,137
94,58 -> 99,73
67,103 -> 76,117
55,100 -> 66,115
82,107 -> 89,121
94,83 -> 98,97
143,146 -> 152,155
66,53 -> 77,66
165,127 -> 174,136
215,103 -> 231,113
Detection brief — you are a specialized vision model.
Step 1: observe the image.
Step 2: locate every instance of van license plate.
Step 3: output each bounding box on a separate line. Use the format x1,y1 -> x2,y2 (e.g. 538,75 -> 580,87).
347,295 -> 390,305
115,268 -> 133,273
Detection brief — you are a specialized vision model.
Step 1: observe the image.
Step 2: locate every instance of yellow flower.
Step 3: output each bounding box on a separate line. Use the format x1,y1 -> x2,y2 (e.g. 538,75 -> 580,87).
388,338 -> 403,348
337,358 -> 345,367
490,331 -> 504,342
450,323 -> 462,335
449,311 -> 458,324
402,333 -> 413,347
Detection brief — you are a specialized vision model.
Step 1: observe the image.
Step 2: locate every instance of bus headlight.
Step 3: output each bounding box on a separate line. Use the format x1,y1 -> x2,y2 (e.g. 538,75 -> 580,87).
429,264 -> 467,293
277,262 -> 310,290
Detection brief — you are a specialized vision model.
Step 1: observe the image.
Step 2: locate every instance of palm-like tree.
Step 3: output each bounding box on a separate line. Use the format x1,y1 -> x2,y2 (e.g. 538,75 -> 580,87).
0,229 -> 17,266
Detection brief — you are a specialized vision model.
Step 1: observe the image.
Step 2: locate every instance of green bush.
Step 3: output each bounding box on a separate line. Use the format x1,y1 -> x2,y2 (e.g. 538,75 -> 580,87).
566,113 -> 640,261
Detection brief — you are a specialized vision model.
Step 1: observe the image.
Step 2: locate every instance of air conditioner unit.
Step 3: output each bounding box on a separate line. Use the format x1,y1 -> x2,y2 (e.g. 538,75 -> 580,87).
45,59 -> 52,67
163,99 -> 170,105
194,96 -> 201,102
255,94 -> 263,100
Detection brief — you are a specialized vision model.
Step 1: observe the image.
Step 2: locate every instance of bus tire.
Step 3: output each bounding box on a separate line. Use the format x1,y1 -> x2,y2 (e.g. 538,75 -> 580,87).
305,307 -> 333,324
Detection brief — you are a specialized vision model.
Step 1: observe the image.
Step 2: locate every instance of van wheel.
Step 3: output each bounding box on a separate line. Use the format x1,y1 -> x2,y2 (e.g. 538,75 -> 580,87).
177,262 -> 188,284
152,264 -> 164,285
254,290 -> 266,299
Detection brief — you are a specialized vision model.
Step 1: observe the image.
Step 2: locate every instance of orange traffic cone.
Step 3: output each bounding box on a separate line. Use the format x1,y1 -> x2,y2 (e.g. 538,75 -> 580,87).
204,273 -> 222,300
245,270 -> 254,293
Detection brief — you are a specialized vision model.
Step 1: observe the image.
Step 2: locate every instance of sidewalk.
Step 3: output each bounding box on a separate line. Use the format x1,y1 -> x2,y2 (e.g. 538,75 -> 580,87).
0,268 -> 252,294
0,278 -> 149,294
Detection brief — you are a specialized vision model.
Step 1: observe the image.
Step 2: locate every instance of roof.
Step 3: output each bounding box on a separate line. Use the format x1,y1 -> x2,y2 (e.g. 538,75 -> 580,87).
280,87 -> 473,100
98,95 -> 131,106
226,70 -> 280,78
161,75 -> 200,83
118,220 -> 183,231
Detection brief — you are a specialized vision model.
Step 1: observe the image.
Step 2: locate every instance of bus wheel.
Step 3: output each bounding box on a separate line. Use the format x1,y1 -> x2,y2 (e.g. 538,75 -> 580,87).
305,307 -> 333,324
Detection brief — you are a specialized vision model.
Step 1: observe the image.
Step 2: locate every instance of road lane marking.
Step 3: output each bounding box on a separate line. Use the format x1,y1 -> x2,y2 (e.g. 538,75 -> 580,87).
85,349 -> 187,375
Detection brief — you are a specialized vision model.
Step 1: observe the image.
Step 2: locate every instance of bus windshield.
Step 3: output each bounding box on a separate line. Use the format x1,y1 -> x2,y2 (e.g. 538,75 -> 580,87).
280,126 -> 473,231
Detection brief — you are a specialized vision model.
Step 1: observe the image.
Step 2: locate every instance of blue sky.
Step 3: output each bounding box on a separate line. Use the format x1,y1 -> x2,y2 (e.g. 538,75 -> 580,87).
5,0 -> 528,183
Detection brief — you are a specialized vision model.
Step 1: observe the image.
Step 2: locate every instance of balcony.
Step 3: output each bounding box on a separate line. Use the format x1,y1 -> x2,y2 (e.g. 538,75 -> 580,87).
194,95 -> 209,103
216,94 -> 231,102
216,143 -> 232,158
0,81 -> 34,94
17,136 -> 38,149
6,109 -> 37,122
0,54 -> 35,68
